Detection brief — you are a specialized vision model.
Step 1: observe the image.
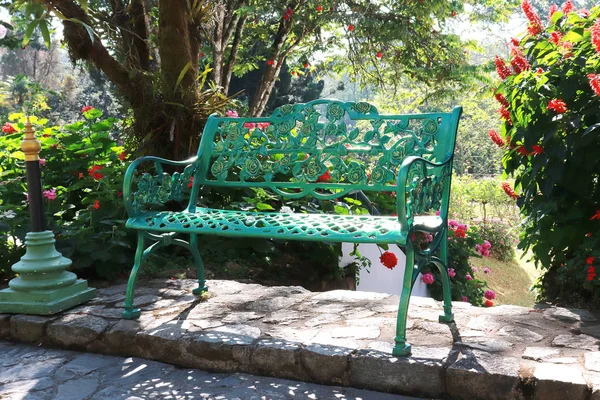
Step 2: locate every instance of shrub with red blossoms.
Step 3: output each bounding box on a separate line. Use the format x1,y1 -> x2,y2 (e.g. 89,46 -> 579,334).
495,4 -> 600,306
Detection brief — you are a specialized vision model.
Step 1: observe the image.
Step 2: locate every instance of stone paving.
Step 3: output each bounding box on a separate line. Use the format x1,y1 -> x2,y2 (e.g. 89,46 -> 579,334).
0,341 -> 423,400
1,279 -> 600,400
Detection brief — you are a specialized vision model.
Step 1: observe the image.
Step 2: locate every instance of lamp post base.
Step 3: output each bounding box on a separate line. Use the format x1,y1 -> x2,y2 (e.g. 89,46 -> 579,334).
0,231 -> 96,315
0,279 -> 96,315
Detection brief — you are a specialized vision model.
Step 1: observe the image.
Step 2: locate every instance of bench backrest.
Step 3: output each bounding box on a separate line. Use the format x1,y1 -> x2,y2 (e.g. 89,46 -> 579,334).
194,100 -> 460,202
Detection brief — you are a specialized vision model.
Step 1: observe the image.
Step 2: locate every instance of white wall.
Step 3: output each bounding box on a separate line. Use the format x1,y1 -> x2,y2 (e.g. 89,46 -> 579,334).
340,243 -> 429,298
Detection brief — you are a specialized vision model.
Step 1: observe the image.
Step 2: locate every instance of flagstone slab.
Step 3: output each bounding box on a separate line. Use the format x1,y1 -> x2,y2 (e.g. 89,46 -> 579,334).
1,278 -> 600,399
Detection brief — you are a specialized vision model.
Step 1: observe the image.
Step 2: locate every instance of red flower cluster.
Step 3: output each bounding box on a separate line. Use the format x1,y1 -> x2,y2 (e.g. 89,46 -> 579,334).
494,93 -> 509,107
548,99 -> 567,113
316,5 -> 322,12
2,122 -> 16,134
548,4 -> 558,20
484,299 -> 494,307
488,129 -> 505,147
510,37 -> 520,47
118,151 -> 127,161
188,176 -> 194,189
562,0 -> 574,14
267,59 -> 275,66
380,251 -> 398,269
347,24 -> 355,31
494,56 -> 513,80
283,7 -> 293,20
521,0 -> 543,36
93,200 -> 100,210
88,165 -> 104,180
81,105 -> 94,113
592,18 -> 600,54
317,170 -> 332,182
376,52 -> 383,59
531,145 -> 544,155
591,211 -> 600,220
454,227 -> 466,238
502,182 -> 518,200
549,31 -> 562,45
510,47 -> 530,73
587,257 -> 596,281
589,74 -> 600,96
499,106 -> 512,125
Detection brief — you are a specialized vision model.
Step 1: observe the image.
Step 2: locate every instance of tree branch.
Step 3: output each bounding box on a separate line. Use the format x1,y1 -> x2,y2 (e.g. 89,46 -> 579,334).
223,14 -> 246,94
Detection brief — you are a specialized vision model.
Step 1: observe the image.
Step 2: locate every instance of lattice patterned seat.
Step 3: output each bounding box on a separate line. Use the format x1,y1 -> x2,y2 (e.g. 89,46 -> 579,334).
121,99 -> 462,358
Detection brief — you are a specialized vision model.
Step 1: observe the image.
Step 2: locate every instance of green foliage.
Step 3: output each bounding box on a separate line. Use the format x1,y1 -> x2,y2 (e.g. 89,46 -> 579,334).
0,109 -> 133,280
474,220 -> 518,261
495,5 -> 600,306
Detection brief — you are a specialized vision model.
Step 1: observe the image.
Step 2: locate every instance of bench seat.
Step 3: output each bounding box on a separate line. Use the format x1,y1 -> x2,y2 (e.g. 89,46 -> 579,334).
127,209 -> 443,244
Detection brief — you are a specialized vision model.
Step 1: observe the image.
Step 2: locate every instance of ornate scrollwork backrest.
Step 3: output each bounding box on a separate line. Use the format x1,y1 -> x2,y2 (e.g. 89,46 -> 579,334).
131,163 -> 197,213
404,160 -> 453,225
197,100 -> 454,200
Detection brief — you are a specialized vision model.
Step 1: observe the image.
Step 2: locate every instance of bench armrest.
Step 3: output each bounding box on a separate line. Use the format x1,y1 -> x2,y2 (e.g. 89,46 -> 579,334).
123,156 -> 199,217
396,156 -> 453,235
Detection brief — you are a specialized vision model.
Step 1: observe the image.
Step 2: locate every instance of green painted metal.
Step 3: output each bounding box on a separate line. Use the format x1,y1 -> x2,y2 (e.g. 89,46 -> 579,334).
0,231 -> 96,315
122,99 -> 462,357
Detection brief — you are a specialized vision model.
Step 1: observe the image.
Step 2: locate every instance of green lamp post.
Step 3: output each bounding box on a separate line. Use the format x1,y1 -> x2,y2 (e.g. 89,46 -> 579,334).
0,118 -> 96,314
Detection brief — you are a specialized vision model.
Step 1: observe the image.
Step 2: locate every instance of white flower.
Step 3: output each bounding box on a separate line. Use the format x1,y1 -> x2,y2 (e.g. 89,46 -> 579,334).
1,210 -> 16,219
280,206 -> 293,214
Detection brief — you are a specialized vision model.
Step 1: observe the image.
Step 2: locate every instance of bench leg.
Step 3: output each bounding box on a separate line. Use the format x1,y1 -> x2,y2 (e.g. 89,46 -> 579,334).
189,234 -> 208,295
393,241 -> 414,357
436,230 -> 454,323
123,231 -> 145,320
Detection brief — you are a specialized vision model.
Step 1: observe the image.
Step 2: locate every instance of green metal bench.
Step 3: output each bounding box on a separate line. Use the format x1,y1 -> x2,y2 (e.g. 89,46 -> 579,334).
122,100 -> 462,357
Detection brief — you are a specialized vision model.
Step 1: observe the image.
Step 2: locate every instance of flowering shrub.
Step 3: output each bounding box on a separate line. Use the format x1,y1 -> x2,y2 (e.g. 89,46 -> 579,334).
474,219 -> 518,261
492,2 -> 600,307
0,109 -> 133,279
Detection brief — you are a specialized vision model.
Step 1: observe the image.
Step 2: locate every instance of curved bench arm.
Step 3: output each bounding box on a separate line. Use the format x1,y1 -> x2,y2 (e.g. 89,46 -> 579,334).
123,156 -> 199,217
395,155 -> 453,236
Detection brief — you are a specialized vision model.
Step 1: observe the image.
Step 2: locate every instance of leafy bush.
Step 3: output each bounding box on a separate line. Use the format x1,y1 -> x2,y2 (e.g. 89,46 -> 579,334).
474,219 -> 518,261
493,2 -> 600,306
0,108 -> 133,279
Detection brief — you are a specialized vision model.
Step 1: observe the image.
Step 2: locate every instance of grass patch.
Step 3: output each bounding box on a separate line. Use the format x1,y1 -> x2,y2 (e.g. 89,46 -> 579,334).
470,251 -> 539,307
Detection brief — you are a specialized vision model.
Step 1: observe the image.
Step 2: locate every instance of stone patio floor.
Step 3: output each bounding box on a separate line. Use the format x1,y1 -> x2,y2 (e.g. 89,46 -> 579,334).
1,279 -> 600,400
0,341 -> 422,400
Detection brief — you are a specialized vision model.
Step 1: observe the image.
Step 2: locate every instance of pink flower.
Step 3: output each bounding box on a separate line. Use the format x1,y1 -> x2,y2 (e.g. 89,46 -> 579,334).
39,158 -> 46,166
465,274 -> 473,281
462,296 -> 468,302
243,122 -> 257,129
421,272 -> 435,285
472,267 -> 479,273
43,188 -> 57,200
226,110 -> 239,117
548,4 -> 558,20
448,220 -> 459,229
257,122 -> 270,130
448,268 -> 456,278
484,290 -> 497,300
81,105 -> 94,113
483,268 -> 491,274
435,210 -> 440,216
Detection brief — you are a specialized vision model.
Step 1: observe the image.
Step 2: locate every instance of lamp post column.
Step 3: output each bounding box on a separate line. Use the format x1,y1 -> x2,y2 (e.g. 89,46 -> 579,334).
0,118 -> 96,315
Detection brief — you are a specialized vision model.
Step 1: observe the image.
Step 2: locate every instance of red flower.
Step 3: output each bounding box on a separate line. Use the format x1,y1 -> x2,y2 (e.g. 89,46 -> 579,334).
562,0 -> 574,14
502,182 -> 518,200
88,165 -> 104,180
376,52 -> 383,59
550,31 -> 562,44
92,200 -> 100,210
499,106 -> 512,125
267,59 -> 275,66
521,0 -> 543,36
1,122 -> 16,134
304,62 -> 309,68
494,93 -> 509,107
510,37 -> 520,47
587,265 -> 596,281
118,151 -> 127,161
494,56 -> 513,80
510,47 -> 530,73
118,191 -> 123,198
78,172 -> 83,179
587,232 -> 593,237
452,10 -> 457,17
286,7 -> 293,15
588,74 -> 600,96
536,67 -> 544,74
587,256 -> 595,265
316,5 -> 323,12
592,19 -> 600,54
188,176 -> 194,189
347,24 -> 355,31
548,4 -> 558,20
488,129 -> 505,147
516,146 -> 529,156
484,299 -> 494,307
283,14 -> 290,20
454,227 -> 467,238
317,170 -> 332,182
591,211 -> 600,220
531,145 -> 544,155
380,251 -> 398,269
81,105 -> 94,113
548,99 -> 567,114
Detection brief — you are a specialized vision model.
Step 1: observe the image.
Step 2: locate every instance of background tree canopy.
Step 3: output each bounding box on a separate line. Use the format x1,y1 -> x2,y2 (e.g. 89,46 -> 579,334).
5,0 -> 517,159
